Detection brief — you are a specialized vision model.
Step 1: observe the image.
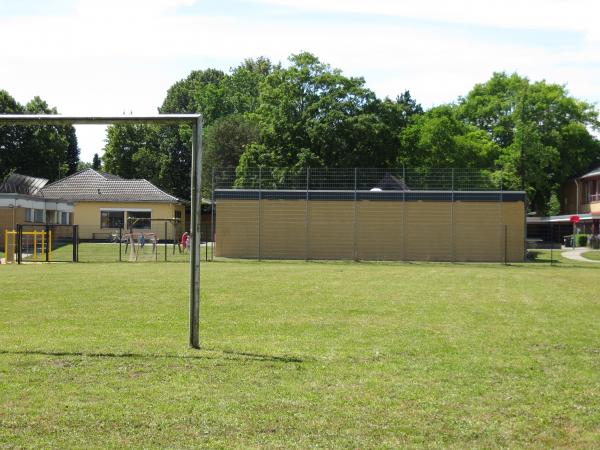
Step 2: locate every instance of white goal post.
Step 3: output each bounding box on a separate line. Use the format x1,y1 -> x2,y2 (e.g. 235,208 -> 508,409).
0,114 -> 204,349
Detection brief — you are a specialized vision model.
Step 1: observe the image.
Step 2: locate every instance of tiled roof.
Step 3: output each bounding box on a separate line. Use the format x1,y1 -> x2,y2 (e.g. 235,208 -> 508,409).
580,166 -> 600,180
41,169 -> 180,203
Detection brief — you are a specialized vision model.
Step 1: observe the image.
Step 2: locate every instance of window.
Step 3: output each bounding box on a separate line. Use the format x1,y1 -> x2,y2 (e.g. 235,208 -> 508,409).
25,209 -> 33,222
127,211 -> 151,229
175,210 -> 182,222
33,209 -> 44,223
60,212 -> 70,225
592,180 -> 600,203
101,210 -> 124,229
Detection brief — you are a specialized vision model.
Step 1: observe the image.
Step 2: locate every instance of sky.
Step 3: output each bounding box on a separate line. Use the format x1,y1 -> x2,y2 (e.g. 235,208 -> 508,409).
1,0 -> 600,162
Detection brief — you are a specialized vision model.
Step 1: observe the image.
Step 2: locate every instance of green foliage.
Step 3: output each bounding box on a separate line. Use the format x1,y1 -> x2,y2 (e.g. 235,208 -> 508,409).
92,153 -> 101,170
546,190 -> 561,216
238,53 -> 420,175
459,72 -> 600,212
0,90 -> 79,180
575,234 -> 588,247
99,57 -> 600,208
399,104 -> 500,168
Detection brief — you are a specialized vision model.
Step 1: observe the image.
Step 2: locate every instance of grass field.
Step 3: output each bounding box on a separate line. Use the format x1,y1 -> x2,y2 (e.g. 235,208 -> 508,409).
581,250 -> 600,261
2,257 -> 600,448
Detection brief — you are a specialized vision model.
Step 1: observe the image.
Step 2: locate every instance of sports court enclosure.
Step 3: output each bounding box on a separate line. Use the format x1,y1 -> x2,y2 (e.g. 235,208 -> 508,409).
213,168 -> 526,262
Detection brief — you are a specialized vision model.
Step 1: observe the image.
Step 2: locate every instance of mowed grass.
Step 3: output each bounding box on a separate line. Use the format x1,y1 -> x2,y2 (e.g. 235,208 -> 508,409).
1,259 -> 600,448
581,250 -> 600,261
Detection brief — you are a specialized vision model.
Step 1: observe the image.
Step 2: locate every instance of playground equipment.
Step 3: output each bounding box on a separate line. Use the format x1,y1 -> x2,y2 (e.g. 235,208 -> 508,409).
2,224 -> 79,264
3,229 -> 52,263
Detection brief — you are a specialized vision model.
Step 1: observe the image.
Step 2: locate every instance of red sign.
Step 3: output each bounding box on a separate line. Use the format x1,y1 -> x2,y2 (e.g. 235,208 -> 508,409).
570,215 -> 580,224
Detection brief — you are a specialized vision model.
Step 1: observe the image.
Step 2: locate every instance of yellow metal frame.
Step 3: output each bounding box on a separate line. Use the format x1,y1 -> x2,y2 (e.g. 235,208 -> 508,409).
3,229 -> 52,263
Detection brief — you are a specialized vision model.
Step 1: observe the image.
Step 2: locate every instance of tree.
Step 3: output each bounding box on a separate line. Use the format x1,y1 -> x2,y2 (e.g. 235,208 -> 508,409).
399,104 -> 500,168
237,53 -> 418,179
103,58 -> 277,199
92,153 -> 101,170
0,90 -> 79,181
459,72 -> 600,212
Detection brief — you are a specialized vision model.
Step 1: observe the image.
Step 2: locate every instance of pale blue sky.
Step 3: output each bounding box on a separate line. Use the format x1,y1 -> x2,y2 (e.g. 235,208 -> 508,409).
1,0 -> 598,161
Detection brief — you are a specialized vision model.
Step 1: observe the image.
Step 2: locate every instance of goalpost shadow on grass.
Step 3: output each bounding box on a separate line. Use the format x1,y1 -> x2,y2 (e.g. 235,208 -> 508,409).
0,348 -> 303,364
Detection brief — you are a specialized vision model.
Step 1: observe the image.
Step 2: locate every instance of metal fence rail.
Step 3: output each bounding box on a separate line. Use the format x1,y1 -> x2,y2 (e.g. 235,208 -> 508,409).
214,167 -> 505,191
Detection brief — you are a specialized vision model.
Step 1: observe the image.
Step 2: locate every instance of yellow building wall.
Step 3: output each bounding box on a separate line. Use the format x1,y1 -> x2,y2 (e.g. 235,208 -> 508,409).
215,199 -> 525,262
74,202 -> 185,240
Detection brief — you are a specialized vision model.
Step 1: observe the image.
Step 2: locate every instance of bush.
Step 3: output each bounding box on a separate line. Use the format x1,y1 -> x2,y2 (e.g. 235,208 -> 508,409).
576,234 -> 588,247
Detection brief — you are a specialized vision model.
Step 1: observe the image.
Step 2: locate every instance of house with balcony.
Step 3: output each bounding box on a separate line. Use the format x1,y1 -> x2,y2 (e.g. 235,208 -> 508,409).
560,165 -> 600,234
526,166 -> 600,244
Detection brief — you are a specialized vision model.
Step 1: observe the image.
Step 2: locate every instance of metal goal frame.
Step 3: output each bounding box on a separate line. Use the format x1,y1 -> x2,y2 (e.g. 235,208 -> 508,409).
0,114 -> 204,349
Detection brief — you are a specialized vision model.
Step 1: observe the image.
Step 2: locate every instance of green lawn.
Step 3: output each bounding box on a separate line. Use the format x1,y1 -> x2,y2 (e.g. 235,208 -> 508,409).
1,259 -> 600,448
23,242 -> 212,263
581,250 -> 600,261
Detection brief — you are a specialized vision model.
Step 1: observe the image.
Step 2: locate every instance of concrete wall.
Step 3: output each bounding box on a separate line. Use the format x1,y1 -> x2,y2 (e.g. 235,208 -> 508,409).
74,201 -> 186,240
215,198 -> 526,262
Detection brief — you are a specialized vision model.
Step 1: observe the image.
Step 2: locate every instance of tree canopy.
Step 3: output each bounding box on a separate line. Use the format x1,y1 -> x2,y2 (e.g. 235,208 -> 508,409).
99,55 -> 600,214
0,90 -> 80,181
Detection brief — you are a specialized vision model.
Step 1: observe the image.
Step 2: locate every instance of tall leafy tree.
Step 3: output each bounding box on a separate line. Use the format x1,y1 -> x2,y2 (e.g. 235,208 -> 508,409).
92,153 -> 102,170
399,104 -> 500,168
237,53 -> 419,180
459,72 -> 600,212
0,91 -> 79,181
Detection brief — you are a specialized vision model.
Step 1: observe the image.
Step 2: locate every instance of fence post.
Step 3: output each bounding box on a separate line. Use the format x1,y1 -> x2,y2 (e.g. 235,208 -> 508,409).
211,167 -> 215,261
119,227 -> 122,262
164,221 -> 168,262
550,222 -> 554,266
45,225 -> 50,262
504,224 -> 508,265
402,168 -> 406,262
16,224 -> 22,265
258,167 -> 262,261
73,225 -> 79,262
305,167 -> 310,261
353,167 -> 358,261
451,168 -> 455,262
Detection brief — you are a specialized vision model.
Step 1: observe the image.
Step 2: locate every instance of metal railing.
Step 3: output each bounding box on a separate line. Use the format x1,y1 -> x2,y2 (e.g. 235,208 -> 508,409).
213,167 -> 507,192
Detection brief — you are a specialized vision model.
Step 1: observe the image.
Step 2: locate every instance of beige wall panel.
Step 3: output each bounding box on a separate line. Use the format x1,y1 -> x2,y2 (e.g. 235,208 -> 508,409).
260,200 -> 306,258
356,201 -> 404,260
308,201 -> 354,259
215,200 -> 259,258
502,202 -> 525,262
590,202 -> 600,214
453,202 -> 503,261
404,202 -> 452,261
215,198 -> 526,262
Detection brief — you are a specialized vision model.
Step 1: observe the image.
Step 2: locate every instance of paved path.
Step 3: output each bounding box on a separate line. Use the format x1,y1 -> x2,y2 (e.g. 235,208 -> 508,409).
561,247 -> 600,263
